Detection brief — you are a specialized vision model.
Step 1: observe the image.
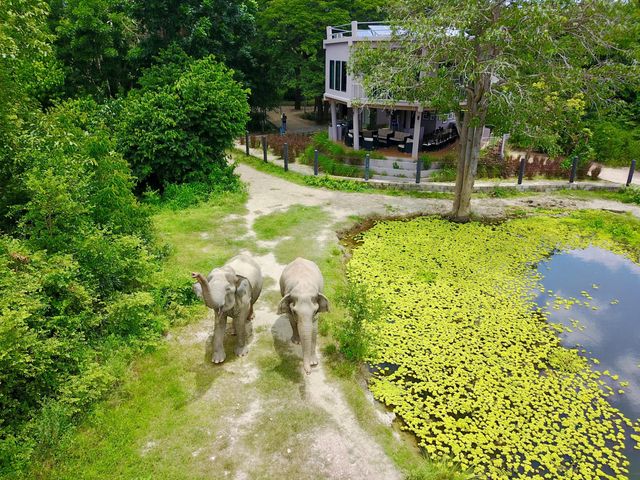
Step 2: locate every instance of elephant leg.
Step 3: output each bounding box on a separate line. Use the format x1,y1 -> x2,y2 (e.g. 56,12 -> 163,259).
289,314 -> 300,344
310,319 -> 319,366
233,309 -> 250,357
248,303 -> 255,321
228,319 -> 236,336
212,314 -> 227,364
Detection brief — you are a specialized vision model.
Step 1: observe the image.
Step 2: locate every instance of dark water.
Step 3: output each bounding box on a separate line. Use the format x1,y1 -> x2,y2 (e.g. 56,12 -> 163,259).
536,246 -> 640,477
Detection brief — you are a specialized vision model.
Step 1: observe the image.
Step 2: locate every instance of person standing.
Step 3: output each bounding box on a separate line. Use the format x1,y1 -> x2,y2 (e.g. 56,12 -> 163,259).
281,112 -> 287,133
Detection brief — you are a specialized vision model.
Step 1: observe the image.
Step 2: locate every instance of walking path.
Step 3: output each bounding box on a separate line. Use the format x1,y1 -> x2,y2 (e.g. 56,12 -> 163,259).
598,165 -> 639,186
266,105 -> 325,134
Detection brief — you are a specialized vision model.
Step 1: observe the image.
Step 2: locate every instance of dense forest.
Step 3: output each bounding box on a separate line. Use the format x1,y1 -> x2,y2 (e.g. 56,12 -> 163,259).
0,0 -> 639,475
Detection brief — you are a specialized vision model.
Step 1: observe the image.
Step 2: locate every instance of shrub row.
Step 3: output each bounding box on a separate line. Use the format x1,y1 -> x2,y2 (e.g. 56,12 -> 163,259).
243,132 -> 312,161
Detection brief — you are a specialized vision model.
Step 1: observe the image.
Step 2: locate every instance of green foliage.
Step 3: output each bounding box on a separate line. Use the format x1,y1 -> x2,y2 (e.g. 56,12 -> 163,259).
430,166 -> 457,182
620,186 -> 640,205
303,175 -> 371,192
488,187 -> 519,198
334,282 -> 375,362
348,213 -> 640,478
300,131 -> 383,178
0,0 -> 55,161
589,120 -> 640,166
136,44 -> 194,92
131,0 -> 257,72
258,0 -> 386,107
117,56 -> 250,190
0,97 -> 166,474
48,0 -> 138,98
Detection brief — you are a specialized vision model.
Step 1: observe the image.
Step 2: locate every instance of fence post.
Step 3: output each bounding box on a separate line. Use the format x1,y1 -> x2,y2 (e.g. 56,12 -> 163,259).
569,156 -> 578,184
364,153 -> 370,181
262,136 -> 268,162
518,157 -> 526,185
416,159 -> 422,184
283,143 -> 289,172
245,131 -> 249,156
314,149 -> 319,176
627,159 -> 636,187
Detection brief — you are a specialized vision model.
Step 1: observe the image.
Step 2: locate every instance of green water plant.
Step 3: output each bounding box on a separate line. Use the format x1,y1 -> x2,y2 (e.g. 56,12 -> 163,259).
347,212 -> 640,478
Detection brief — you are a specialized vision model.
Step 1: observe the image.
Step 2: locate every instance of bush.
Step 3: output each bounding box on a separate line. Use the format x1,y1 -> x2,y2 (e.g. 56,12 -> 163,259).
620,186 -> 640,205
244,133 -> 312,161
430,166 -> 457,182
0,98 -> 165,474
590,120 -> 640,167
117,55 -> 249,191
335,282 -> 378,362
296,131 -> 384,178
303,175 -> 371,192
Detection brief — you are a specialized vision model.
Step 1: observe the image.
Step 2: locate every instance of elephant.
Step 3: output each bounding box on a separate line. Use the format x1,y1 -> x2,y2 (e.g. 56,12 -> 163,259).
278,257 -> 329,374
192,254 -> 263,364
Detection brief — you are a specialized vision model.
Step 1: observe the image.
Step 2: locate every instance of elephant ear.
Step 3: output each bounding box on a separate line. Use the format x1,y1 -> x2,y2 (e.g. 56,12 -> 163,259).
277,294 -> 291,315
235,277 -> 251,300
222,266 -> 237,285
317,294 -> 329,313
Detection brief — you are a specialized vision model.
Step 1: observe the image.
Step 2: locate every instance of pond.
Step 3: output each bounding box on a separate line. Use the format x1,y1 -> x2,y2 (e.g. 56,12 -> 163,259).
536,246 -> 640,476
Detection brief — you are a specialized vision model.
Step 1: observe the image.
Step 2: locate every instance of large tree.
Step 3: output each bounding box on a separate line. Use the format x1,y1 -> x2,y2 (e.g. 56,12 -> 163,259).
259,0 -> 385,111
48,0 -> 139,98
352,0 -> 635,221
131,0 -> 257,72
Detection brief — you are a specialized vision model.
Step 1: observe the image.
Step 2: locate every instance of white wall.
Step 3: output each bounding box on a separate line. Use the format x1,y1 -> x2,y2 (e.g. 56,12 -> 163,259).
325,43 -> 351,101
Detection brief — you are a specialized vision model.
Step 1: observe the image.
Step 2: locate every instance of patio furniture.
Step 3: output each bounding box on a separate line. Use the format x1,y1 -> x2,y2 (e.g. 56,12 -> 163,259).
345,132 -> 354,147
397,137 -> 414,154
389,131 -> 411,146
363,136 -> 379,151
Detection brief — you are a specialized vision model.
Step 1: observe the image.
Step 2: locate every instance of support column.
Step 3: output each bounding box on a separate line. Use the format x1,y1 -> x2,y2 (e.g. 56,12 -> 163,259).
330,100 -> 338,141
412,108 -> 423,160
353,107 -> 360,151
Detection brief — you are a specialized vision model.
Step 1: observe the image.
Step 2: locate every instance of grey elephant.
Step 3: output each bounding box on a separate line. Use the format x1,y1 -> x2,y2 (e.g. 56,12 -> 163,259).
278,257 -> 329,374
192,254 -> 263,363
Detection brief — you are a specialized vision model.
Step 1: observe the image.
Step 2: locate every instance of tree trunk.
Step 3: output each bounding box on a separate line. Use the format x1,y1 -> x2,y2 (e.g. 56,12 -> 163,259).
450,124 -> 483,221
294,88 -> 302,110
315,96 -> 326,122
451,76 -> 490,222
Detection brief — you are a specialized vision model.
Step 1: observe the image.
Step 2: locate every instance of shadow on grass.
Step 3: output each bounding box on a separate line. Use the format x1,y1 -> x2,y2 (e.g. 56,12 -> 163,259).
188,331 -> 242,402
270,315 -> 305,394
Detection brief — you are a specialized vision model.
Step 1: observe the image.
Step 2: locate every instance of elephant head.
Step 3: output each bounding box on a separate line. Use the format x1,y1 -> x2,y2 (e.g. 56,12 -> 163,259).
278,289 -> 329,373
192,267 -> 240,317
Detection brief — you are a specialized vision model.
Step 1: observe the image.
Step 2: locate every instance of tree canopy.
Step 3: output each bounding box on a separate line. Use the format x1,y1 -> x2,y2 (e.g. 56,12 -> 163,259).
351,0 -> 638,220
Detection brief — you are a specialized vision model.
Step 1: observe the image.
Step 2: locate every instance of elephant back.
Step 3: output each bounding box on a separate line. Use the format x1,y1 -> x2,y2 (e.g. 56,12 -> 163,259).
226,255 -> 263,304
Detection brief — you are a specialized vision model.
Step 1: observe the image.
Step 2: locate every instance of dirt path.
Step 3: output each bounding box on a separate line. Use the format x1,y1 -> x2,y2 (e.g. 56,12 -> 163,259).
598,165 -> 639,186
266,105 -> 325,134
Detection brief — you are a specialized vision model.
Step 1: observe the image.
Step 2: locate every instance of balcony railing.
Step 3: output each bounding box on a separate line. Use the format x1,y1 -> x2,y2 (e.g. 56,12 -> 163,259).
328,22 -> 392,40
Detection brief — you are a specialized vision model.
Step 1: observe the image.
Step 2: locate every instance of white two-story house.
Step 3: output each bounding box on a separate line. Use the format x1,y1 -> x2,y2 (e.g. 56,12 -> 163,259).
323,21 -> 458,160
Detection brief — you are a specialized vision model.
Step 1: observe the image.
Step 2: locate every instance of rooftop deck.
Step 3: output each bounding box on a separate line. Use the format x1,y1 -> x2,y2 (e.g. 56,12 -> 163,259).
324,21 -> 393,44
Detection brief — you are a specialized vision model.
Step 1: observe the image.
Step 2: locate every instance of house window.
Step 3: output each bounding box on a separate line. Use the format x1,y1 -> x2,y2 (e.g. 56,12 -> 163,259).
329,60 -> 348,92
329,60 -> 335,90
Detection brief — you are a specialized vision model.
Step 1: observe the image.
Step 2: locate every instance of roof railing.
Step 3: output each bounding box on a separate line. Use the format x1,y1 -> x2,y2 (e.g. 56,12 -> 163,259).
327,21 -> 392,40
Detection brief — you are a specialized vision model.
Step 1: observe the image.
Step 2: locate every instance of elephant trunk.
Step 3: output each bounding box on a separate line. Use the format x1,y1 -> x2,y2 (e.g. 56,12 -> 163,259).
192,272 -> 217,310
299,317 -> 314,374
